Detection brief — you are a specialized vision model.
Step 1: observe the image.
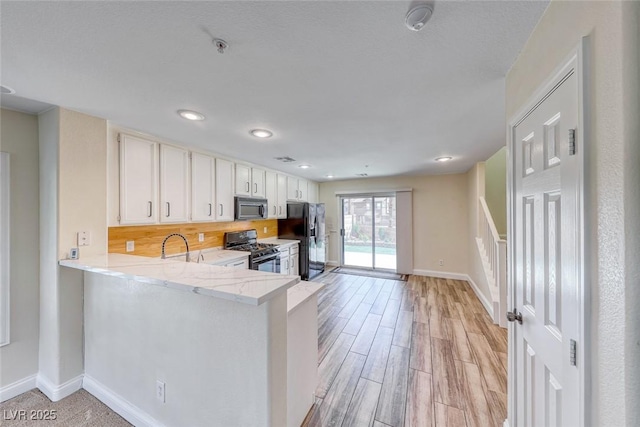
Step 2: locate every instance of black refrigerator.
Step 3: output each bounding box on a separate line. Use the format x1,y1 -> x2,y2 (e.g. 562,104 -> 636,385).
278,202 -> 326,280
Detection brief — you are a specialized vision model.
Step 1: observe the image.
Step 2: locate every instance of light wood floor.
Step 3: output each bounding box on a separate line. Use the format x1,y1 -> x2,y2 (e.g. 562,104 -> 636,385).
303,273 -> 508,427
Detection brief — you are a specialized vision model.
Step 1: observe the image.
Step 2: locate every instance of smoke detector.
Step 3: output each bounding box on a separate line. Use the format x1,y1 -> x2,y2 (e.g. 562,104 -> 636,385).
405,4 -> 433,31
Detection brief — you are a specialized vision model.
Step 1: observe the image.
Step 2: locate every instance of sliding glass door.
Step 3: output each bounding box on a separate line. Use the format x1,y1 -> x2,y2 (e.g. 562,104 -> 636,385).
341,195 -> 396,271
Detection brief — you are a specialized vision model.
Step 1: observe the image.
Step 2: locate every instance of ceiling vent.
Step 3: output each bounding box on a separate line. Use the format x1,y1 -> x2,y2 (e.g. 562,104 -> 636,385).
274,156 -> 296,163
356,173 -> 368,177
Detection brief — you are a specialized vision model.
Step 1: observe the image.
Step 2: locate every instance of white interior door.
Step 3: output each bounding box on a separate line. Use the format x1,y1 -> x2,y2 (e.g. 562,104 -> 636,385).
511,59 -> 581,426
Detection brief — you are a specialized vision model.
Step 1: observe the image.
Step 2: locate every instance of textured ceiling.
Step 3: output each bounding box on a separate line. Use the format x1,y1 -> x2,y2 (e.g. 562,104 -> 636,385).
1,1 -> 548,181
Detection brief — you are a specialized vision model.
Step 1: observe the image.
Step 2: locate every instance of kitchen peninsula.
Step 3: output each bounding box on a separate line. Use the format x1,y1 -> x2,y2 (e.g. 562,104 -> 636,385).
60,254 -> 303,427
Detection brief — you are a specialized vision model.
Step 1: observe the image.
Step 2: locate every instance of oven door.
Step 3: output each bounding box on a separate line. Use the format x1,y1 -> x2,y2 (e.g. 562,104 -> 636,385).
252,253 -> 278,273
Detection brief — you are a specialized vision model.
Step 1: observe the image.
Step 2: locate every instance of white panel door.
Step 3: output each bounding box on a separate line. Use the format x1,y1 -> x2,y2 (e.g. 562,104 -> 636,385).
298,179 -> 308,201
512,64 -> 580,427
159,145 -> 190,223
277,174 -> 287,218
265,171 -> 278,218
235,164 -> 251,196
287,176 -> 299,201
215,158 -> 234,222
119,134 -> 158,224
252,167 -> 266,198
191,152 -> 215,222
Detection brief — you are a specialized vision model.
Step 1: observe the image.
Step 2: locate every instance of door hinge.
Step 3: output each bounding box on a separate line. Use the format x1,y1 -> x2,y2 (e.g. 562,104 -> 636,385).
570,339 -> 577,366
568,129 -> 576,155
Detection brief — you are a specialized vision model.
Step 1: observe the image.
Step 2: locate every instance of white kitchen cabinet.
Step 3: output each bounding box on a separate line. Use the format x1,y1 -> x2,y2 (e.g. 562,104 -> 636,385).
252,168 -> 266,198
225,258 -> 249,269
191,152 -> 216,222
287,177 -> 309,202
279,247 -> 290,275
307,182 -> 318,203
289,253 -> 299,276
265,171 -> 278,218
277,174 -> 287,218
215,158 -> 234,221
159,145 -> 190,223
298,179 -> 308,202
119,134 -> 158,225
235,163 -> 251,196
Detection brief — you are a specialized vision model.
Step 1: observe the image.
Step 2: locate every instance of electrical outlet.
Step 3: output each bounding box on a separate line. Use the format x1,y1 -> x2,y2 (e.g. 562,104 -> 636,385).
263,226 -> 268,234
126,241 -> 135,252
439,259 -> 444,266
77,231 -> 91,246
198,233 -> 205,242
156,380 -> 165,403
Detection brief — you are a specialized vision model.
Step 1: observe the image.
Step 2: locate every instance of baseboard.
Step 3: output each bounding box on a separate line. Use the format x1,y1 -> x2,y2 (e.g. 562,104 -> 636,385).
83,375 -> 165,427
412,269 -> 495,320
412,269 -> 468,281
326,260 -> 339,267
465,275 -> 495,320
0,374 -> 37,402
36,374 -> 83,402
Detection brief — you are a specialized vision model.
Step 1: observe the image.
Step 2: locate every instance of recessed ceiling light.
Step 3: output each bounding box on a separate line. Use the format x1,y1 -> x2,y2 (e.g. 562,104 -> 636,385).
298,164 -> 311,169
177,110 -> 205,121
250,129 -> 273,138
0,85 -> 15,95
435,156 -> 453,162
326,174 -> 334,179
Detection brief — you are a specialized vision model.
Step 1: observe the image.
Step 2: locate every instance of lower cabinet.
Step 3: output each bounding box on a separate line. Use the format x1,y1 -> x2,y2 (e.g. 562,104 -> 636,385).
225,258 -> 249,269
278,244 -> 300,276
289,253 -> 299,276
279,248 -> 290,275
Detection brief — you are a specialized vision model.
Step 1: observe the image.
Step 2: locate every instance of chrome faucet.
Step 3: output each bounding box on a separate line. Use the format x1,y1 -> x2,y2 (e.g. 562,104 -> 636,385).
161,233 -> 190,262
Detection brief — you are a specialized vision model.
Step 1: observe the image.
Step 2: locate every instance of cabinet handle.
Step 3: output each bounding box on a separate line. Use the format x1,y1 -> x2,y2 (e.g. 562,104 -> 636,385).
147,201 -> 153,217
209,203 -> 212,217
254,183 -> 258,194
300,190 -> 302,199
246,182 -> 250,193
220,204 -> 223,216
295,190 -> 299,198
166,202 -> 171,217
273,205 -> 276,215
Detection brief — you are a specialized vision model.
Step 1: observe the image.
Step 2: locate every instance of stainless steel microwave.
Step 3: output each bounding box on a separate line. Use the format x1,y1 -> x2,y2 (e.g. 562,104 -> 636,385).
234,197 -> 268,221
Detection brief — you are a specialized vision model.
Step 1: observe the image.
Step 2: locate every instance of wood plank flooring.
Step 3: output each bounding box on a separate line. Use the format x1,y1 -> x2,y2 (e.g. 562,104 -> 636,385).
303,273 -> 507,427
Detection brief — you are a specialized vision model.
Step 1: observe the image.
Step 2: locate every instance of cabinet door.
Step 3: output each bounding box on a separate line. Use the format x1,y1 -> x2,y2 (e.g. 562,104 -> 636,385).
235,164 -> 251,196
298,179 -> 308,201
287,176 -> 299,201
191,153 -> 215,222
289,254 -> 299,276
265,171 -> 278,218
252,168 -> 266,198
277,174 -> 287,218
307,182 -> 318,203
159,145 -> 190,223
215,158 -> 234,221
119,135 -> 158,224
226,258 -> 249,269
279,249 -> 290,275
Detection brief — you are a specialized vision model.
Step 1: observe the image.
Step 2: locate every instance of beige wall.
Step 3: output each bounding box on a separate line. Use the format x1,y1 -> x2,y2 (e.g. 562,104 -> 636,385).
506,1 -> 640,424
0,109 -> 40,388
484,147 -> 507,237
319,174 -> 468,275
465,163 -> 491,307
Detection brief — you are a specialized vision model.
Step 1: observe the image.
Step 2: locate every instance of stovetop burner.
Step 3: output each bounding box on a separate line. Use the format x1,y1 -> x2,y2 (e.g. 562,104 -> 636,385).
224,230 -> 278,258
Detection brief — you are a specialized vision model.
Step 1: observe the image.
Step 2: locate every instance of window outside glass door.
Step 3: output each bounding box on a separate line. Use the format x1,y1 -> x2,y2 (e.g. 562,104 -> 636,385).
341,195 -> 396,271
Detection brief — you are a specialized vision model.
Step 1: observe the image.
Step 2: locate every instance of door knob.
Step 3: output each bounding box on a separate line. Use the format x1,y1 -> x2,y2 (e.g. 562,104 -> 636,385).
506,308 -> 523,324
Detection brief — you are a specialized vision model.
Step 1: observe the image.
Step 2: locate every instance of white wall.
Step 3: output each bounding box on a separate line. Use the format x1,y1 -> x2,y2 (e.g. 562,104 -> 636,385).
319,174 -> 469,275
38,107 -> 107,394
84,272 -> 287,427
506,1 -> 640,424
484,147 -> 507,238
0,109 -> 40,391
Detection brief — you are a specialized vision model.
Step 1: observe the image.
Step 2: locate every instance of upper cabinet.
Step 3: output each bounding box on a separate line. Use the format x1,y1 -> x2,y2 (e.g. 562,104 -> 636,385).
191,152 -> 215,222
235,164 -> 251,196
119,134 -> 158,225
277,174 -> 287,218
265,171 -> 278,218
308,182 -> 319,203
287,177 -> 308,202
237,164 -> 266,198
159,144 -> 190,223
251,167 -> 266,198
215,158 -> 234,222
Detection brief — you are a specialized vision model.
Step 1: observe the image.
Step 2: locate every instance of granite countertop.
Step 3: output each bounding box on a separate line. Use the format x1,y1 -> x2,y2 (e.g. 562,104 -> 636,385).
198,247 -> 250,265
287,281 -> 326,314
60,253 -> 299,306
258,237 -> 300,247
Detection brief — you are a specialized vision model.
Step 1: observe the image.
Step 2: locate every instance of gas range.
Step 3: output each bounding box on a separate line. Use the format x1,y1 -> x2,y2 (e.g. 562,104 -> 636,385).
224,230 -> 279,271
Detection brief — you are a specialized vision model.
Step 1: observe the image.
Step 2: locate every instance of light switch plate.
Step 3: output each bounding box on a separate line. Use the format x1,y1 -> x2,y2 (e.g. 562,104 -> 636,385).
263,227 -> 268,234
126,241 -> 135,252
198,233 -> 204,242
